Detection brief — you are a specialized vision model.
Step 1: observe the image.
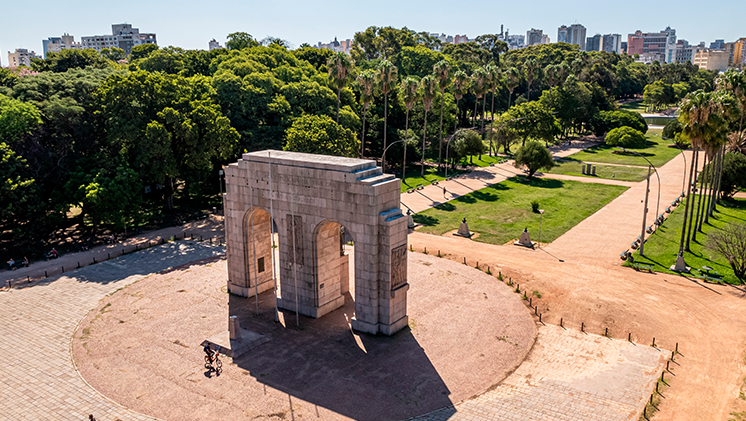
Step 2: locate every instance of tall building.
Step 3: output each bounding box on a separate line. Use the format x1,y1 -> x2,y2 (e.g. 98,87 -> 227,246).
586,34 -> 601,52
627,27 -> 677,63
526,29 -> 544,46
315,37 -> 353,53
505,35 -> 525,50
80,23 -> 157,55
601,34 -> 622,53
710,39 -> 725,50
672,40 -> 706,64
42,34 -> 81,58
454,35 -> 469,44
208,39 -> 223,50
725,38 -> 746,67
7,49 -> 41,67
693,49 -> 730,71
557,24 -> 586,50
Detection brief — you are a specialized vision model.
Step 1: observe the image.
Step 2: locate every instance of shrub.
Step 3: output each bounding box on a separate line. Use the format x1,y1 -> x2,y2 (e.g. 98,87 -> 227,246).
454,129 -> 485,164
531,200 -> 540,213
662,119 -> 683,140
605,126 -> 647,149
514,141 -> 554,177
592,110 -> 647,136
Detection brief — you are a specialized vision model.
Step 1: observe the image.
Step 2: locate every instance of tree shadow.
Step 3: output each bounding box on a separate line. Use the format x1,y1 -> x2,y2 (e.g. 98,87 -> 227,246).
413,214 -> 439,226
471,191 -> 498,202
433,202 -> 456,212
229,292 -> 455,421
510,176 -> 565,189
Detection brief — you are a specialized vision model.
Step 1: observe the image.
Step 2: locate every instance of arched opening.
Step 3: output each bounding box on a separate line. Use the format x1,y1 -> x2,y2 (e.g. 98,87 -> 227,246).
232,206 -> 276,298
312,220 -> 355,313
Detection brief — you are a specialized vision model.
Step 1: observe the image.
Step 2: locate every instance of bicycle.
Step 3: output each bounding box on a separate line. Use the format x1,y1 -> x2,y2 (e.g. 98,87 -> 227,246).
204,345 -> 222,375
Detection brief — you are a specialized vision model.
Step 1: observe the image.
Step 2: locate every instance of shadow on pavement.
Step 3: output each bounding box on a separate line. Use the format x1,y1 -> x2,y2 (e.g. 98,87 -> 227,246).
229,291 -> 455,421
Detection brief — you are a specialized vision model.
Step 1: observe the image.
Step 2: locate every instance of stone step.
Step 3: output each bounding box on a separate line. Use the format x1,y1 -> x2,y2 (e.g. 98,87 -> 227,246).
357,173 -> 395,185
354,166 -> 383,180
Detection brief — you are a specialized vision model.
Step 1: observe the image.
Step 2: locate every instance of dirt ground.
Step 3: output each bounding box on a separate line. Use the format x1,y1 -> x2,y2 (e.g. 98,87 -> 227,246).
408,231 -> 746,421
73,252 -> 536,421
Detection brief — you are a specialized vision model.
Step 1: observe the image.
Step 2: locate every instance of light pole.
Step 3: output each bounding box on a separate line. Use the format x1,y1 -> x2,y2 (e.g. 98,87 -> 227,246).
538,209 -> 544,248
381,139 -> 406,177
653,134 -> 686,197
616,147 -> 661,256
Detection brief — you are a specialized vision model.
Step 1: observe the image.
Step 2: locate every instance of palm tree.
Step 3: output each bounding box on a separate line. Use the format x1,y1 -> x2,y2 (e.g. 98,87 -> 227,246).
471,68 -> 487,127
485,64 -> 501,155
375,60 -> 398,172
556,61 -> 570,85
433,60 -> 451,170
545,64 -> 558,87
327,52 -> 353,123
676,91 -> 730,268
356,70 -> 375,157
400,77 -> 420,181
452,70 -> 470,141
505,67 -> 520,108
524,59 -> 539,101
420,75 -> 439,177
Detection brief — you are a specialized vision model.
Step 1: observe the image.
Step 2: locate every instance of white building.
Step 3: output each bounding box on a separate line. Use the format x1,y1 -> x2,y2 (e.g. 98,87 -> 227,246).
693,49 -> 730,71
42,34 -> 81,58
7,49 -> 41,67
558,24 -> 586,50
80,23 -> 157,55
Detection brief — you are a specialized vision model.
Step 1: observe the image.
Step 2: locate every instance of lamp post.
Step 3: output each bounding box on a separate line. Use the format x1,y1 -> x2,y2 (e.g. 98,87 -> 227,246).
616,147 -> 660,257
538,209 -> 544,248
381,139 -> 406,177
653,134 -> 686,197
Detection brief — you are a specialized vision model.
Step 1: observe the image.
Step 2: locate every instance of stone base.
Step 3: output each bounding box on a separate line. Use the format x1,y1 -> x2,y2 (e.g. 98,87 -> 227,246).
277,294 -> 346,319
227,279 -> 275,298
453,231 -> 474,238
514,241 -> 536,249
203,328 -> 269,359
670,255 -> 691,273
351,315 -> 409,336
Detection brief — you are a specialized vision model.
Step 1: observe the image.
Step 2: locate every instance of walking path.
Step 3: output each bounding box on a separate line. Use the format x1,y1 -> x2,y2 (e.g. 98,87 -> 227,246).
412,325 -> 666,421
0,242 -> 224,421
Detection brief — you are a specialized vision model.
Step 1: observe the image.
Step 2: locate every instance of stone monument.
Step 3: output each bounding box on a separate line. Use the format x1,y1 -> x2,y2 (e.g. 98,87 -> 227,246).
223,150 -> 409,335
454,218 -> 472,237
514,227 -> 536,248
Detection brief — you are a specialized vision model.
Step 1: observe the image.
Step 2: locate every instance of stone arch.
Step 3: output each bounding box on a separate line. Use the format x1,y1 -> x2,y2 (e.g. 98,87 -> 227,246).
227,207 -> 275,297
311,219 -> 355,312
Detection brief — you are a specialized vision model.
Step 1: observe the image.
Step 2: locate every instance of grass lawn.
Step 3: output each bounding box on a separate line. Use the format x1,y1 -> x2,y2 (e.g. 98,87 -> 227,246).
619,100 -> 648,113
413,176 -> 628,245
628,197 -> 746,285
458,154 -> 509,168
547,159 -> 649,182
400,164 -> 468,192
563,131 -> 682,168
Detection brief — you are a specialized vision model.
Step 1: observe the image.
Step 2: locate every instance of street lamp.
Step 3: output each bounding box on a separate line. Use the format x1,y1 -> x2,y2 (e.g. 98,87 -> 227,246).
615,147 -> 660,257
653,133 -> 686,197
538,209 -> 544,248
381,139 -> 406,178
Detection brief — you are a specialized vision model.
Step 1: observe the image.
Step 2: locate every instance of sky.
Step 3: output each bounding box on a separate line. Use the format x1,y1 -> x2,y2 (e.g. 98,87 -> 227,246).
2,0 -> 745,63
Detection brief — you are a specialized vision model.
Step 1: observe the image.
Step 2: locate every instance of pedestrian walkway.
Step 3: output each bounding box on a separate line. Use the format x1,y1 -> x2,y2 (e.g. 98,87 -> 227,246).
411,324 -> 666,421
0,241 -> 223,421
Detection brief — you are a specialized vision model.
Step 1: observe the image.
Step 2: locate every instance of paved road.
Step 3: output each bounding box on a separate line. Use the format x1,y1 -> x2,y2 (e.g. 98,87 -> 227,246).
0,242 -> 223,421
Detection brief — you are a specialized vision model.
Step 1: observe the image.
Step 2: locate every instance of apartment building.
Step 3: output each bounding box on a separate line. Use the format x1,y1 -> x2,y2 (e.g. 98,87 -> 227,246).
526,29 -> 545,46
627,27 -> 677,63
80,23 -> 157,55
7,49 -> 41,67
557,24 -> 586,50
725,38 -> 746,67
42,34 -> 81,58
693,49 -> 730,71
209,39 -> 223,50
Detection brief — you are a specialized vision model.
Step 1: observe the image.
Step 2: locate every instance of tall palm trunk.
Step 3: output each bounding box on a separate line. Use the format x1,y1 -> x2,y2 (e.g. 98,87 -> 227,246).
508,89 -> 513,109
480,95 -> 486,134
473,98 -> 478,127
383,94 -> 388,172
489,91 -> 496,156
421,110 -> 429,177
679,148 -> 698,255
711,146 -> 725,214
693,156 -> 709,237
403,110 -> 409,181
438,92 -> 445,170
685,149 -> 700,250
703,155 -> 715,225
526,80 -> 531,101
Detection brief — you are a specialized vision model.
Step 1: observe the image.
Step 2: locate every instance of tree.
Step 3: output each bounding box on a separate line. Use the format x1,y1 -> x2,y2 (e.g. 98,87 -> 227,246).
485,64 -> 500,154
474,34 -> 508,64
504,101 -> 558,146
284,114 -> 359,157
715,152 -> 746,198
420,75 -> 438,176
717,70 -> 746,146
400,77 -> 420,177
707,223 -> 746,283
453,129 -> 485,164
374,60 -> 398,170
514,141 -> 554,177
452,70 -> 470,130
100,47 -> 126,62
505,67 -> 520,108
129,44 -> 159,60
0,94 -> 42,142
592,111 -> 648,136
0,142 -> 43,240
226,32 -> 260,50
356,70 -> 375,157
31,49 -> 110,73
471,67 -> 487,127
433,60 -> 451,168
524,59 -> 540,101
327,52 -> 353,123
605,126 -> 647,148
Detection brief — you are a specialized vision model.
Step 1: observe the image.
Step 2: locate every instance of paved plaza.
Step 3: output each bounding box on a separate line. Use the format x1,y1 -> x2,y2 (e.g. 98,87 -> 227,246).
412,324 -> 667,421
0,241 -> 223,421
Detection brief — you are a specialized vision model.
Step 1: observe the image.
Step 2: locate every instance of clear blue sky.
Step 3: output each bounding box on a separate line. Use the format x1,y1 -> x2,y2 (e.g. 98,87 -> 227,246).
2,0 -> 744,63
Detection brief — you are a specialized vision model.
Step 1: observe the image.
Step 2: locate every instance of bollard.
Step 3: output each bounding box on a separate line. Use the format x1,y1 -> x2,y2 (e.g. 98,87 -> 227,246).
534,306 -> 538,316
629,332 -> 632,342
410,244 -> 413,251
560,318 -> 563,328
62,266 -> 64,273
77,262 -> 80,269
660,371 -> 665,382
581,322 -> 584,333
529,297 -> 532,306
675,342 -> 678,354
93,257 -> 96,264
671,350 -> 675,361
108,253 -> 110,259
652,337 -> 656,347
656,381 -> 659,394
539,313 -> 542,323
476,261 -> 479,269
605,327 -> 608,337
210,237 -> 213,245
200,235 -> 203,241
424,247 -> 427,254
27,276 -> 29,282
463,257 -> 466,264
8,281 -> 11,289
666,360 -> 670,371
136,244 -> 138,250
45,270 -> 48,278
191,233 -> 194,239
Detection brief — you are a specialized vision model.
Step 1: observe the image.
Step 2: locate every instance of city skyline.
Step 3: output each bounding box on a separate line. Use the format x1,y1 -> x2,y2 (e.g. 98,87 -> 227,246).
2,0 -> 744,63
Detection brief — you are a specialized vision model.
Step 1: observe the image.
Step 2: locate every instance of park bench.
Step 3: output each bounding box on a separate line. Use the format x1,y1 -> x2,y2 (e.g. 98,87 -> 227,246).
671,200 -> 678,207
416,184 -> 425,191
406,188 -> 415,194
620,250 -> 630,261
699,266 -> 719,276
665,207 -> 672,213
631,263 -> 654,272
646,225 -> 654,233
631,242 -> 639,249
699,274 -> 722,283
431,180 -> 439,186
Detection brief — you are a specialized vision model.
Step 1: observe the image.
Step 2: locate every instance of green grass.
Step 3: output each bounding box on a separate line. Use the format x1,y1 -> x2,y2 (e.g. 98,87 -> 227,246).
400,164 -> 468,192
547,159 -> 649,182
413,176 -> 628,245
619,100 -> 648,113
563,131 -> 682,168
629,197 -> 746,285
459,154 -> 509,168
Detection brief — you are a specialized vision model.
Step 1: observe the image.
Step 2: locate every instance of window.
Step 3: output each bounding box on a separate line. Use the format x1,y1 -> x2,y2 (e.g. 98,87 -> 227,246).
257,257 -> 265,273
